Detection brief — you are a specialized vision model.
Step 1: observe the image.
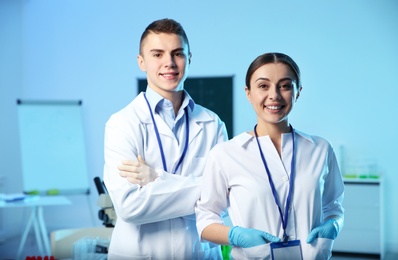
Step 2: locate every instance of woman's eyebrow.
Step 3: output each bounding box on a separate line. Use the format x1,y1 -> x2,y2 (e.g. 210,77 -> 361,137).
277,77 -> 294,83
255,77 -> 293,83
255,77 -> 270,82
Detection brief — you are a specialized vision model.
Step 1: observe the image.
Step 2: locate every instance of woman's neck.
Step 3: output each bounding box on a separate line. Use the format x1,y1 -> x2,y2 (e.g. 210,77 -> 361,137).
255,122 -> 291,137
253,122 -> 291,158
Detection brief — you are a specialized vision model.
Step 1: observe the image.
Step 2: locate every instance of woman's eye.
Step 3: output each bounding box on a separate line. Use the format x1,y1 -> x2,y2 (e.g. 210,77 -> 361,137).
259,84 -> 269,89
280,83 -> 293,89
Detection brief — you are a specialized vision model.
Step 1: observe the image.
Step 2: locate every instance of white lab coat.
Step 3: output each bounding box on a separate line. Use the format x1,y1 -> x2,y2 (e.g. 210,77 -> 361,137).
196,130 -> 344,260
103,90 -> 228,259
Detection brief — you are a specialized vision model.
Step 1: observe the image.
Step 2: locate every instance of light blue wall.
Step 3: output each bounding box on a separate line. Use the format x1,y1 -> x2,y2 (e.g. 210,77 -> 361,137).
1,0 -> 397,254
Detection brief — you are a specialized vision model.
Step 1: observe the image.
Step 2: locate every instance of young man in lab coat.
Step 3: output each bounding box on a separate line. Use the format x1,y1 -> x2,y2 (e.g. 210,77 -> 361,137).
103,18 -> 228,259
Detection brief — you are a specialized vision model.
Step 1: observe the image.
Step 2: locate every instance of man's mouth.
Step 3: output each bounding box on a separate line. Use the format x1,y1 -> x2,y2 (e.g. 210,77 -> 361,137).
161,72 -> 178,76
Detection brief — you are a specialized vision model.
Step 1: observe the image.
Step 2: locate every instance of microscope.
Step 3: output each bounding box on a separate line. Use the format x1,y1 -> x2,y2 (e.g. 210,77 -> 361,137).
94,177 -> 116,227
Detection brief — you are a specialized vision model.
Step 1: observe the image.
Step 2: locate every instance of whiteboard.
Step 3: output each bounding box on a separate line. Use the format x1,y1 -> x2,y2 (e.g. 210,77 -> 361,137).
17,100 -> 90,194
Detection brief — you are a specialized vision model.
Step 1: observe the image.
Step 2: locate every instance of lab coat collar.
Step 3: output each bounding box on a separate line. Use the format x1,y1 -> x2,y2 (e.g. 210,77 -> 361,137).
234,129 -> 315,147
134,88 -> 214,144
293,129 -> 315,143
144,86 -> 195,116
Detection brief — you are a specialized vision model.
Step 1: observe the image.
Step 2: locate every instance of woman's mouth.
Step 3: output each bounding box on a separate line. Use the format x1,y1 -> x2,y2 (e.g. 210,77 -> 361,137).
266,105 -> 282,110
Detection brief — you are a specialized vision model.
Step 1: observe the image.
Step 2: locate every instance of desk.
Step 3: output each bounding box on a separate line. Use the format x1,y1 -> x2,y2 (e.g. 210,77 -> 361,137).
0,195 -> 71,259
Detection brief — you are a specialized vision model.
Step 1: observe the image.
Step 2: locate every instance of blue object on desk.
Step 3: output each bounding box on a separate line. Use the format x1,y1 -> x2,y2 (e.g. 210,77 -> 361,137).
0,193 -> 27,202
6,197 -> 25,202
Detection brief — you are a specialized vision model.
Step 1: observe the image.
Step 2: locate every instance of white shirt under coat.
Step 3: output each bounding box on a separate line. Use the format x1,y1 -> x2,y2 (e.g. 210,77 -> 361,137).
195,130 -> 345,260
103,87 -> 228,259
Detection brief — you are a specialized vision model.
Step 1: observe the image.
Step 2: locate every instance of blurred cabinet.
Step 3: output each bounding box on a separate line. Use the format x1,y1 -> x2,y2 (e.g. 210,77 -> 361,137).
333,179 -> 383,258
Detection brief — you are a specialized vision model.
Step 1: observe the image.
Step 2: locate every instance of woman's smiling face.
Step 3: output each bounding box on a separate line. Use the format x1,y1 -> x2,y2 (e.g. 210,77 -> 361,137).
245,62 -> 301,128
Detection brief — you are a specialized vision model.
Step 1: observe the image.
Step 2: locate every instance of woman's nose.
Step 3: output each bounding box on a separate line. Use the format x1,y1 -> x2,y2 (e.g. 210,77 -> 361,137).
269,87 -> 281,100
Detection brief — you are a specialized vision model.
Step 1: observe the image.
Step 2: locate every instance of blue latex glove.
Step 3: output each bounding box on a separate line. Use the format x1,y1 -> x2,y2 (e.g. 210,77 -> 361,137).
228,226 -> 281,248
306,218 -> 340,244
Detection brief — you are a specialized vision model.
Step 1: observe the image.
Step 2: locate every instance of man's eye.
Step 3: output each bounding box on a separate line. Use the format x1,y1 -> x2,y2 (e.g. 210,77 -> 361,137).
153,53 -> 161,58
174,52 -> 185,57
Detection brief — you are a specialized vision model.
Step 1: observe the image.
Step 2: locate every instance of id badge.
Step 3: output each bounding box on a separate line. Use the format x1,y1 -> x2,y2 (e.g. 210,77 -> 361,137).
270,240 -> 303,260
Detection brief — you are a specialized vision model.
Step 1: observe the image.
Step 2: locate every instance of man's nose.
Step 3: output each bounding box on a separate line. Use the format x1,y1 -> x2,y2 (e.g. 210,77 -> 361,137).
164,54 -> 176,67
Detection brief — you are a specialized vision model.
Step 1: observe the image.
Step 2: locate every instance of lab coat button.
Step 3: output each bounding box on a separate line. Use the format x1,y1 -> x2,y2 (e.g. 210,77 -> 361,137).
282,176 -> 289,182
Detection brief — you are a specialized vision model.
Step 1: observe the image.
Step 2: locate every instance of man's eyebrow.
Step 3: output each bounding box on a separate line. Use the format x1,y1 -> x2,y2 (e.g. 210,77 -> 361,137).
149,49 -> 164,52
149,48 -> 185,53
171,47 -> 185,52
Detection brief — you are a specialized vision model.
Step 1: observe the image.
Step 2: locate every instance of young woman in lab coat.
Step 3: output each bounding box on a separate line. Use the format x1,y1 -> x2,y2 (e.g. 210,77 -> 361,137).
195,52 -> 344,259
103,19 -> 228,259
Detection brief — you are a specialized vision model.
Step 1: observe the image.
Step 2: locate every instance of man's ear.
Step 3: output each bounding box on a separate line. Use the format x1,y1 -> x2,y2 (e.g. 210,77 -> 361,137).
137,54 -> 146,71
188,52 -> 192,65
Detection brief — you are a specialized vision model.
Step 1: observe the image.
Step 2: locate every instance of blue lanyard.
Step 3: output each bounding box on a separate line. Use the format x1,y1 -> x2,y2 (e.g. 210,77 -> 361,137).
143,93 -> 189,174
254,125 -> 296,242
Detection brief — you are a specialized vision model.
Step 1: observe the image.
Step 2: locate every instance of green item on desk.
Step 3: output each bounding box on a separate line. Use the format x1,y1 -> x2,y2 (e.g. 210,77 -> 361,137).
24,190 -> 40,195
46,189 -> 60,195
343,174 -> 357,179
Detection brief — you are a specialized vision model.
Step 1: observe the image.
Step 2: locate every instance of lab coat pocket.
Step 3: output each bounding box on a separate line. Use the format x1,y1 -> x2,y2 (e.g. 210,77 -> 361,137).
304,238 -> 334,260
241,243 -> 271,260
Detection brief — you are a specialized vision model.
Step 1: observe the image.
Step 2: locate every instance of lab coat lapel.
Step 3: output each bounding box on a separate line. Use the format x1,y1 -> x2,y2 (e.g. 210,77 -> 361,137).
280,133 -> 294,177
156,117 -> 174,138
189,119 -> 202,145
136,93 -> 175,138
264,138 -> 288,175
188,105 -> 214,145
236,133 -> 289,178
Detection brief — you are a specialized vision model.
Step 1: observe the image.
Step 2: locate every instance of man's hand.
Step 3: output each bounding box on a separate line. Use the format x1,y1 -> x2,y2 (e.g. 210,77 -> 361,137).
118,155 -> 158,186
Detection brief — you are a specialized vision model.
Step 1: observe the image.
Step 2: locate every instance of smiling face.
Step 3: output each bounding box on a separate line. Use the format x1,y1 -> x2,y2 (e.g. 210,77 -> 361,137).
137,32 -> 191,99
245,62 -> 301,131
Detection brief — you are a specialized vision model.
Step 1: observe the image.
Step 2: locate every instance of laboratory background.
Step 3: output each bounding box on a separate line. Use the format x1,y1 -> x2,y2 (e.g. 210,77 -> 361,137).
1,0 -> 397,258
